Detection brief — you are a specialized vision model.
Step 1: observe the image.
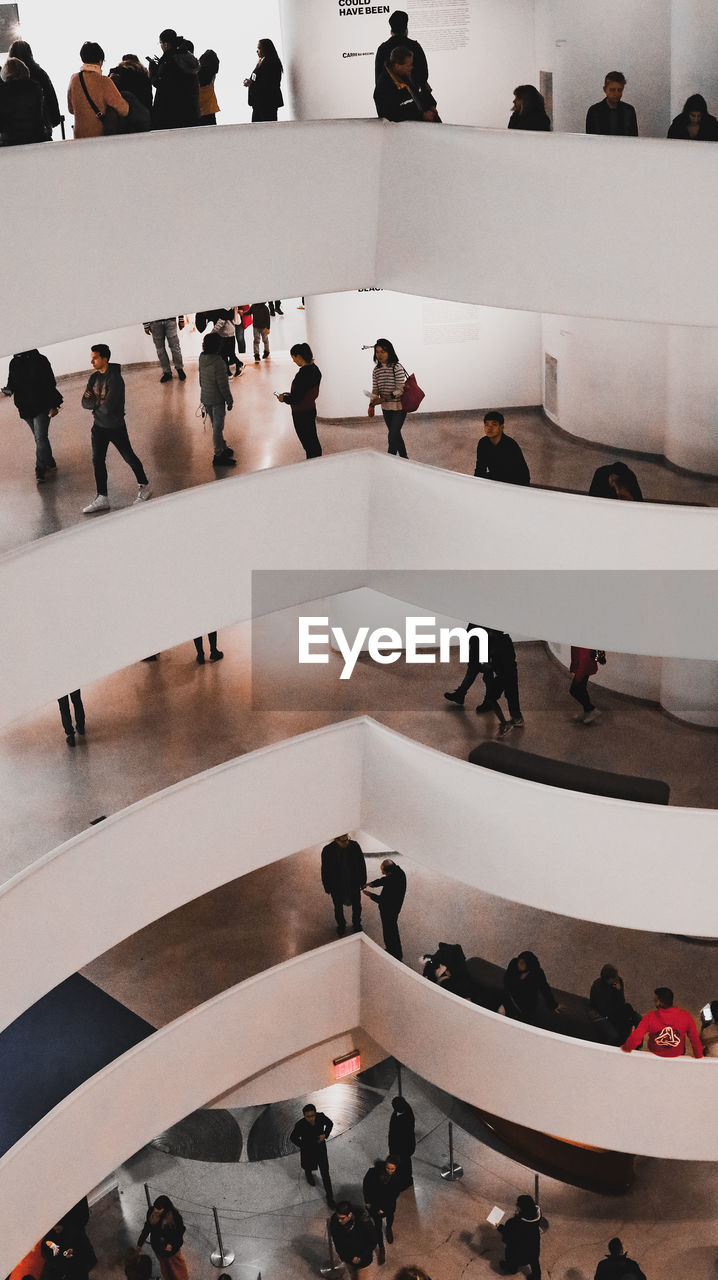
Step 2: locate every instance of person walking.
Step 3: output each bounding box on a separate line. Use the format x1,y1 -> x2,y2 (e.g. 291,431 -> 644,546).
497,1195 -> 542,1278
368,339 -> 408,457
290,1103 -> 335,1206
594,1237 -> 646,1279
58,691 -> 85,747
363,1158 -> 401,1264
81,344 -> 151,512
321,833 -> 367,935
5,348 -> 63,481
388,1096 -> 416,1189
198,332 -> 236,469
329,1203 -> 376,1280
362,859 -> 406,960
135,1195 -> 188,1280
198,49 -> 220,124
277,342 -> 323,459
569,645 -> 604,724
244,38 -> 284,121
143,317 -> 186,382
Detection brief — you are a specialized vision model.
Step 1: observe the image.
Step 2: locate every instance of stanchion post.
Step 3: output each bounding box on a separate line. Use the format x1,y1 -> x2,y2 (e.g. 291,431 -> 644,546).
396,1062 -> 403,1098
440,1120 -> 464,1181
534,1173 -> 539,1204
210,1206 -> 235,1268
319,1215 -> 344,1276
143,1184 -> 152,1208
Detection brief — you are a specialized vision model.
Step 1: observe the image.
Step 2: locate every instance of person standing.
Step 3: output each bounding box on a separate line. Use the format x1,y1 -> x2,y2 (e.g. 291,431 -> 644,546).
368,339 -> 409,457
81,344 -> 151,512
388,1096 -> 416,1190
329,1203 -> 376,1280
290,1103 -> 335,1206
585,72 -> 638,136
198,333 -> 236,468
321,833 -> 367,935
569,645 -> 604,724
375,10 -> 429,87
148,30 -> 199,130
621,987 -> 704,1058
474,411 -> 530,485
363,859 -> 406,960
66,41 -> 129,138
5,348 -> 63,481
8,39 -> 62,138
497,1195 -> 542,1278
374,47 -> 439,123
594,1237 -> 646,1279
250,301 -> 271,360
197,49 -> 220,125
193,633 -> 223,664
42,1198 -> 96,1280
135,1196 -> 188,1280
243,39 -> 283,121
508,85 -> 551,131
277,342 -> 323,459
58,691 -> 85,747
363,1158 -> 401,1264
0,57 -> 46,145
143,317 -> 186,382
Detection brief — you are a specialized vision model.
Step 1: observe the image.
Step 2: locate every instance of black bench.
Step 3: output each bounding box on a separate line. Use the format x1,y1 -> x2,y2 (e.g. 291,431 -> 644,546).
468,742 -> 670,804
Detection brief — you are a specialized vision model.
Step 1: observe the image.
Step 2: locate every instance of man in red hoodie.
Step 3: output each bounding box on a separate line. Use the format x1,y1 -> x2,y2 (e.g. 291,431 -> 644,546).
621,987 -> 704,1058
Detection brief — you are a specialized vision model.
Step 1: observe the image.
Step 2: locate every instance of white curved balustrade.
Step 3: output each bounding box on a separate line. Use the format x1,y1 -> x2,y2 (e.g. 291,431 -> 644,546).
2,717 -> 716,1037
5,120 -> 718,359
2,452 -> 717,729
2,933 -> 717,1277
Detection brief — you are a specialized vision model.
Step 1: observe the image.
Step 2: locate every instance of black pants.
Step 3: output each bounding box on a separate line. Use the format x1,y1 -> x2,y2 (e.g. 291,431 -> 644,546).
292,410 -> 322,459
382,408 -> 407,457
58,690 -> 85,735
455,635 -> 491,700
380,908 -> 402,960
394,1154 -> 413,1188
304,1143 -> 333,1197
91,422 -> 148,494
369,1205 -> 395,1248
504,1253 -> 540,1279
569,675 -> 594,713
332,889 -> 361,931
486,657 -> 522,720
252,108 -> 278,121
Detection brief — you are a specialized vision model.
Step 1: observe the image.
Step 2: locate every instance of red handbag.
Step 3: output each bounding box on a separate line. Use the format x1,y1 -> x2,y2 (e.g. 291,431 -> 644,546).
401,372 -> 425,412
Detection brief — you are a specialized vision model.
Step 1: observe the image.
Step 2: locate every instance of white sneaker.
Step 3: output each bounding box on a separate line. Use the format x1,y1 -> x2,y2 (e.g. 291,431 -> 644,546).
583,708 -> 601,724
82,494 -> 110,514
134,484 -> 152,504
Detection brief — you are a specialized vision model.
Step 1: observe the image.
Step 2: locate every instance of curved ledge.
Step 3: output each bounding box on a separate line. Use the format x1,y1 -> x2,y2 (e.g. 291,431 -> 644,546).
1,718 -> 716,1036
5,121 -> 718,359
2,934 -> 716,1275
2,452 -> 717,728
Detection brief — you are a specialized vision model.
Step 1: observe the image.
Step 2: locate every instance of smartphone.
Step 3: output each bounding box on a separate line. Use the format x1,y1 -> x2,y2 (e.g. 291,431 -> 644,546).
702,1002 -> 714,1023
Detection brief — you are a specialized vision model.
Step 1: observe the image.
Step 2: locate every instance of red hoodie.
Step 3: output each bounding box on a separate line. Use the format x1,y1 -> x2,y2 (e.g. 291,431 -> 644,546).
622,1006 -> 703,1058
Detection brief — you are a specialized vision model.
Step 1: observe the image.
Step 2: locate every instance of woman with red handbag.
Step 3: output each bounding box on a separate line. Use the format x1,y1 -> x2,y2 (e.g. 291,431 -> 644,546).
368,338 -> 409,457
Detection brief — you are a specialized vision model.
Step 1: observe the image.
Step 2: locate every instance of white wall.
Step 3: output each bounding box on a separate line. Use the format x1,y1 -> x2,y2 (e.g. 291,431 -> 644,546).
3,716 -> 718,1042
307,290 -> 541,417
4,934 -> 718,1276
669,0 -> 718,119
2,453 -> 718,728
12,0 -> 283,131
279,0 -> 536,128
534,0 -> 671,136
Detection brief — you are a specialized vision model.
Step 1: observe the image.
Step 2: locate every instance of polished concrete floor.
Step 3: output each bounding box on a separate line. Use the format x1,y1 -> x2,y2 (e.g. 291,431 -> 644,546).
1,323 -> 717,556
87,1063 -> 718,1280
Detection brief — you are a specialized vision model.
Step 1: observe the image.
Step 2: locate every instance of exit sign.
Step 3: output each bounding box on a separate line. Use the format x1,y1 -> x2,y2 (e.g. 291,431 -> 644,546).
333,1051 -> 361,1079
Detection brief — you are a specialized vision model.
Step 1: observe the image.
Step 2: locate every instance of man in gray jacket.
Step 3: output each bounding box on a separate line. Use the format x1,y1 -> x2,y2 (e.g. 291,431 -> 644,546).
199,332 -> 236,467
81,344 -> 151,513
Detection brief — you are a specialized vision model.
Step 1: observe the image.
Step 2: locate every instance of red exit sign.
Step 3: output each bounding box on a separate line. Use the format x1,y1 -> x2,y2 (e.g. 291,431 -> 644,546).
333,1051 -> 361,1080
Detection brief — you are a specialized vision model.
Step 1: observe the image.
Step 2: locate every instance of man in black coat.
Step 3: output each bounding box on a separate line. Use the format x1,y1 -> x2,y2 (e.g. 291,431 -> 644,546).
588,460 -> 643,500
374,47 -> 439,123
375,10 -> 429,87
330,1202 -> 376,1279
290,1103 -> 335,1205
363,1158 -> 401,1263
0,57 -> 46,145
594,1237 -> 645,1280
363,859 -> 406,960
388,1096 -> 416,1189
148,29 -> 199,129
321,834 -> 367,935
5,348 -> 63,480
586,72 -> 638,136
474,411 -> 530,485
589,965 -> 641,1045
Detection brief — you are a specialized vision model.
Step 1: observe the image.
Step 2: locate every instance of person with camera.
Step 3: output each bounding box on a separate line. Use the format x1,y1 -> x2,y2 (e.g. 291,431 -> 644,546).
148,29 -> 199,130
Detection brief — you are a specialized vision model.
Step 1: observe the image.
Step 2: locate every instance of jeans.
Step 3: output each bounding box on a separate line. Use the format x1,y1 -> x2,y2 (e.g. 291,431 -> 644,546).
91,422 -> 148,494
292,410 -> 322,459
382,408 -> 408,457
569,676 -> 594,713
253,325 -> 270,357
203,403 -> 228,455
23,413 -> 54,469
150,318 -> 184,373
58,691 -> 85,736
